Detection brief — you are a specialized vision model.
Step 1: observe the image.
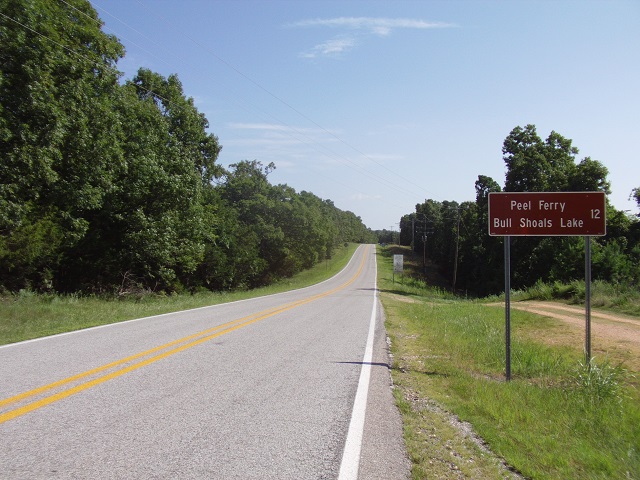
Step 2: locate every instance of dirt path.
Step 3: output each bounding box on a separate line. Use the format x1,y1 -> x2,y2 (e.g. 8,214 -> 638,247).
508,300 -> 640,344
488,300 -> 640,371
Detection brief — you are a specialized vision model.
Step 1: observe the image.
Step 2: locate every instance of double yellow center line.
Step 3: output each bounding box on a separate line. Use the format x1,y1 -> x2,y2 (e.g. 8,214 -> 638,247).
0,246 -> 369,424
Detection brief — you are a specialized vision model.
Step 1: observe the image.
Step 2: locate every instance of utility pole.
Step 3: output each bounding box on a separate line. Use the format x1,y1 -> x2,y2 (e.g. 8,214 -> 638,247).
422,214 -> 427,269
452,208 -> 461,292
411,216 -> 415,250
422,234 -> 428,276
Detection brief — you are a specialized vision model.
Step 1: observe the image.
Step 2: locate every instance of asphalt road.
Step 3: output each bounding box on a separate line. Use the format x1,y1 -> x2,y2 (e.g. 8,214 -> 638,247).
0,245 -> 409,479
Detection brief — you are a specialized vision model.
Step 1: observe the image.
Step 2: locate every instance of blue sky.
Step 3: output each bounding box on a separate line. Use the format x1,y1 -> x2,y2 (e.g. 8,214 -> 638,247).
92,0 -> 640,231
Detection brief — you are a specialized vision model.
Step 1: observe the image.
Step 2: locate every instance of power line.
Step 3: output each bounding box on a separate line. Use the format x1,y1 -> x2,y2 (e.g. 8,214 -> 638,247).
60,0 -> 178,76
6,2 -> 437,223
6,3 -> 415,212
89,0 -> 430,202
126,0 -> 442,199
0,9 -> 183,111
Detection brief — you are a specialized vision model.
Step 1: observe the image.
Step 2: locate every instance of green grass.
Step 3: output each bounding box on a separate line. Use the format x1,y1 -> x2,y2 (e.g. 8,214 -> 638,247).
379,245 -> 640,480
0,243 -> 359,346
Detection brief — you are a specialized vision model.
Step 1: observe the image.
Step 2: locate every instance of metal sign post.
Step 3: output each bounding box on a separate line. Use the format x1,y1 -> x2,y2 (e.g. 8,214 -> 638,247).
585,236 -> 592,366
504,236 -> 511,381
488,192 -> 606,381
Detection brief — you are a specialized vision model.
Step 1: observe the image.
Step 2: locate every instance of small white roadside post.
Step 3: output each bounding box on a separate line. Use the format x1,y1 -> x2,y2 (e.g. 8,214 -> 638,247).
393,254 -> 403,284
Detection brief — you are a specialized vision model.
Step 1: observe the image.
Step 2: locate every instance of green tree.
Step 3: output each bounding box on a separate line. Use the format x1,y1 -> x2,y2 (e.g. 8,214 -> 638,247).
218,160 -> 368,287
0,0 -> 373,294
632,187 -> 640,210
475,175 -> 501,231
570,157 -> 611,193
503,125 -> 591,193
502,124 -> 547,192
411,199 -> 456,281
219,161 -> 285,286
130,69 -> 222,186
399,214 -> 415,246
295,191 -> 336,267
196,190 -> 264,291
502,125 -> 614,289
0,0 -> 125,290
470,176 -> 503,295
74,71 -> 221,292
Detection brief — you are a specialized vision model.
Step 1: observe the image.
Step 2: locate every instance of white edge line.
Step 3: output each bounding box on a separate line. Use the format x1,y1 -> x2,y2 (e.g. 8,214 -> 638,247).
0,245 -> 368,350
338,247 -> 377,480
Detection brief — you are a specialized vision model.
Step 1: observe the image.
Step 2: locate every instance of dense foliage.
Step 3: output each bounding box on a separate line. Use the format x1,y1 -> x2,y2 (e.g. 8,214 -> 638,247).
0,0 -> 375,294
399,125 -> 640,296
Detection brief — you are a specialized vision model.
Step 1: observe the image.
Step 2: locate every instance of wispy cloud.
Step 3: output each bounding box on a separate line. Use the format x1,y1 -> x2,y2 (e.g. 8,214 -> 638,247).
228,122 -> 339,136
289,16 -> 456,59
351,192 -> 383,201
299,36 -> 357,58
290,17 -> 455,35
229,122 -> 295,132
225,122 -> 340,156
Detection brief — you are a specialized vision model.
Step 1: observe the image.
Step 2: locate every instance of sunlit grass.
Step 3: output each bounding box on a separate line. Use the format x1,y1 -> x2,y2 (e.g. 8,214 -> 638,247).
0,243 -> 358,345
379,245 -> 640,479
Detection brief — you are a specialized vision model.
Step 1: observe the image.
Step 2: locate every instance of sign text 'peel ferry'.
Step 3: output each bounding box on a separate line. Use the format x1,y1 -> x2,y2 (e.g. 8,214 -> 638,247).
488,192 -> 606,237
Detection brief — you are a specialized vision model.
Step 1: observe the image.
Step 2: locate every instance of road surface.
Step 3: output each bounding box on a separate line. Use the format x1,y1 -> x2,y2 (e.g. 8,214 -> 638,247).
0,245 -> 409,479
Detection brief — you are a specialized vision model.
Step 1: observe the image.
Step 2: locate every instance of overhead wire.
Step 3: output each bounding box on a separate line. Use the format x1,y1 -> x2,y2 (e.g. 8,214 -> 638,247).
71,0 -> 426,205
135,0 -> 440,196
0,9 -> 184,115
123,0 -> 441,200
58,0 -> 182,82
5,1 -> 431,217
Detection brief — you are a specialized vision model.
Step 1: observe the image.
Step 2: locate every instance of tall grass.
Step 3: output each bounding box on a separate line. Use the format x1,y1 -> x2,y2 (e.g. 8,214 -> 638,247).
407,301 -> 639,478
379,245 -> 640,479
572,358 -> 631,406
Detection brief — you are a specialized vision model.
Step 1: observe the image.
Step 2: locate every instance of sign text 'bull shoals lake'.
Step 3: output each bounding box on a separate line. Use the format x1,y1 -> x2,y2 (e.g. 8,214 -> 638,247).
488,191 -> 606,380
488,192 -> 606,237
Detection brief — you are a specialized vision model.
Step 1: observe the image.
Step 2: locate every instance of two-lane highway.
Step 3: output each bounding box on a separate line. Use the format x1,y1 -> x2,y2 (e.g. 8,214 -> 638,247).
0,245 -> 409,479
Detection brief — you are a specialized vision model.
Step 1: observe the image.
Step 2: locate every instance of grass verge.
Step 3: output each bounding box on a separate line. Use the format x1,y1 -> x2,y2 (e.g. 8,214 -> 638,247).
0,243 -> 359,346
378,245 -> 640,480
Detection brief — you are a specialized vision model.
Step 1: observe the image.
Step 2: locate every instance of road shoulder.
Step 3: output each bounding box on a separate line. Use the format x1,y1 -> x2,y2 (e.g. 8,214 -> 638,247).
357,301 -> 411,480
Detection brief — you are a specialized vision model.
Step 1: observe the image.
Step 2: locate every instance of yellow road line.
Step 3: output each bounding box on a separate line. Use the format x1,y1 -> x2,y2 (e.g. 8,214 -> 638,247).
0,295 -> 311,423
0,307 -> 281,408
0,246 -> 370,424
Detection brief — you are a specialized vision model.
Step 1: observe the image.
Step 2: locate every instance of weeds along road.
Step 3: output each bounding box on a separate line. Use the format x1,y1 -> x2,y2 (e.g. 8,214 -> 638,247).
0,245 -> 409,480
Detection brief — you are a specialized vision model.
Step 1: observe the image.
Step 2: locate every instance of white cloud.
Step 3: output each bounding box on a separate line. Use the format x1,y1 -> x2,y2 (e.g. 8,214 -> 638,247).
228,122 -> 339,137
223,136 -> 301,148
229,122 -> 293,131
299,35 -> 357,59
289,17 -> 455,34
289,16 -> 456,59
351,192 -> 383,201
224,122 -> 342,163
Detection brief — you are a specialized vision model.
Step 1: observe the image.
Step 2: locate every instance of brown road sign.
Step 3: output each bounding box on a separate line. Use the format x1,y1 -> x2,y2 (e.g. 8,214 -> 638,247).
488,192 -> 606,236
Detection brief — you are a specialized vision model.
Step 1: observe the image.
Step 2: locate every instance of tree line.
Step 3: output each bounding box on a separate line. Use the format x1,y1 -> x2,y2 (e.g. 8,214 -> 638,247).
400,124 -> 640,296
0,0 -> 375,294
